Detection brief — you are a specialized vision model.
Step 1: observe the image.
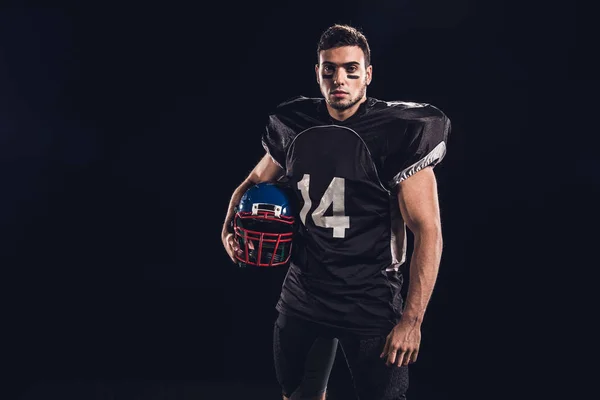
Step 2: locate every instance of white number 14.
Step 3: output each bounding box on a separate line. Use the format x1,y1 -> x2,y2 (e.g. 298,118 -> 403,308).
297,174 -> 350,238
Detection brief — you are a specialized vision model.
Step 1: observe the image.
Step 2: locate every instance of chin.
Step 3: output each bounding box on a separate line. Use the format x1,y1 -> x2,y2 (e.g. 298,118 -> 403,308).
328,99 -> 353,111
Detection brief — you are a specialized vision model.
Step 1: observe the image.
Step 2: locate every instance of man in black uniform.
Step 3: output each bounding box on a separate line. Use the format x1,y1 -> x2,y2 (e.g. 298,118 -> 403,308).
221,24 -> 450,400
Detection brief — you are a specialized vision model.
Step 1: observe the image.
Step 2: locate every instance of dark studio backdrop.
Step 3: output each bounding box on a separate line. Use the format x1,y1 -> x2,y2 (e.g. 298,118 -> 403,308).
2,0 -> 597,399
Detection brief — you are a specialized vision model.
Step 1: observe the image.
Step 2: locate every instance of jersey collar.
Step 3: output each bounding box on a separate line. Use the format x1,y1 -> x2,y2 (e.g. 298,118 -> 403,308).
318,97 -> 375,125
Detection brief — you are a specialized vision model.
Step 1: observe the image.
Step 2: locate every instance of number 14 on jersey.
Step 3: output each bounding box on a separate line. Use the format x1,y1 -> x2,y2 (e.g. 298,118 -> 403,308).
297,174 -> 350,238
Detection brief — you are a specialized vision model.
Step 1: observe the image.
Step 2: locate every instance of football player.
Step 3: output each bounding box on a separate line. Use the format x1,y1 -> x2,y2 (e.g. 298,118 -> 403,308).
221,24 -> 450,400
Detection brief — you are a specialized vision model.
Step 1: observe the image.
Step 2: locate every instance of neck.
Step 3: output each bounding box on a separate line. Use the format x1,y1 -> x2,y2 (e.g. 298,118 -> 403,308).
327,96 -> 367,121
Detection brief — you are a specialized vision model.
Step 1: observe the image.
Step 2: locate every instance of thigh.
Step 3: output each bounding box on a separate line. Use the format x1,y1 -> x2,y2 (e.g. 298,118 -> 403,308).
338,335 -> 409,400
273,313 -> 339,399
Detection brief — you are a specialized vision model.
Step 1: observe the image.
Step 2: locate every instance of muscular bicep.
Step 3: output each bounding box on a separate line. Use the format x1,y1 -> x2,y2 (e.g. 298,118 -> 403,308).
396,166 -> 441,234
247,153 -> 284,184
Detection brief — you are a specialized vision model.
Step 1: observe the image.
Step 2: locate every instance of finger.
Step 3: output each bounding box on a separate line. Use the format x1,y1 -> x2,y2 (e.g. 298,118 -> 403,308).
401,350 -> 412,366
226,243 -> 237,261
386,348 -> 397,366
224,245 -> 237,263
227,236 -> 237,250
227,238 -> 242,263
234,246 -> 244,258
395,350 -> 406,367
228,248 -> 239,263
380,338 -> 390,358
410,349 -> 419,364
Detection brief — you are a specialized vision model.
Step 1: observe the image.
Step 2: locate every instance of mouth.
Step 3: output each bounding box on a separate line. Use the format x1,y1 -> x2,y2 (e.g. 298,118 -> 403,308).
330,90 -> 348,98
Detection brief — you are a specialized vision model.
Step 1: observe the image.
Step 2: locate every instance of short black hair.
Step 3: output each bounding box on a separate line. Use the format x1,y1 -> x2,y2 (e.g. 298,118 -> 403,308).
316,24 -> 371,66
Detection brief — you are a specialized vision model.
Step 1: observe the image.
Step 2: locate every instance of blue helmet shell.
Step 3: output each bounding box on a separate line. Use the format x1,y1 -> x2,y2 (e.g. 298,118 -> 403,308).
237,182 -> 294,217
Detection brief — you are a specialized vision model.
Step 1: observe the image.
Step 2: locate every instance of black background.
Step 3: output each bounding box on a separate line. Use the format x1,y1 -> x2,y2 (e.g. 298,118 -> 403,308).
2,0 -> 597,399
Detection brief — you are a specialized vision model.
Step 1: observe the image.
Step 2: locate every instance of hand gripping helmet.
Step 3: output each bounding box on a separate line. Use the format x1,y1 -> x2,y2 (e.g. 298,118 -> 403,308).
233,182 -> 296,267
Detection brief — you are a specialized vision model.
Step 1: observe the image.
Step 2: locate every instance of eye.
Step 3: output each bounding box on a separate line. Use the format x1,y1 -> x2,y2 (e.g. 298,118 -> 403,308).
347,65 -> 357,73
323,65 -> 334,73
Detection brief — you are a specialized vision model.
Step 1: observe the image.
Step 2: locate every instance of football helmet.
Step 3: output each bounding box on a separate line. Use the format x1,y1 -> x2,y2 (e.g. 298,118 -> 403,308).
233,182 -> 296,267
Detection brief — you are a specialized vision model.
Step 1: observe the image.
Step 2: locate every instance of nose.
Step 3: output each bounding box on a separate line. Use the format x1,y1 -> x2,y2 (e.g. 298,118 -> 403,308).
333,68 -> 346,86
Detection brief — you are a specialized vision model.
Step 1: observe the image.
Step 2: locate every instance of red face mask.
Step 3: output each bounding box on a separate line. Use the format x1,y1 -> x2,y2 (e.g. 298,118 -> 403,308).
233,205 -> 295,267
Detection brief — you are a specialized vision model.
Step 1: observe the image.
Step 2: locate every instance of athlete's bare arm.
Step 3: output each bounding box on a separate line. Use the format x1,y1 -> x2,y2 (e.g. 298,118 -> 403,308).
221,153 -> 284,263
380,166 -> 443,367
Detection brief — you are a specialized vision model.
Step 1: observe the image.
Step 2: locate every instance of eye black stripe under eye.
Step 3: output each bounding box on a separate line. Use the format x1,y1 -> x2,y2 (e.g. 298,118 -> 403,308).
321,74 -> 360,79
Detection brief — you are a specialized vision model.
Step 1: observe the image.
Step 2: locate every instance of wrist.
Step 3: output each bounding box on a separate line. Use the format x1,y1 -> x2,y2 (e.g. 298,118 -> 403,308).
222,218 -> 235,236
221,226 -> 232,238
400,313 -> 424,326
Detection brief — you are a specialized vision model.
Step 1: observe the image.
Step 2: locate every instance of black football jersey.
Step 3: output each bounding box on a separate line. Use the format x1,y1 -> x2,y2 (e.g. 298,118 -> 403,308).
262,96 -> 450,335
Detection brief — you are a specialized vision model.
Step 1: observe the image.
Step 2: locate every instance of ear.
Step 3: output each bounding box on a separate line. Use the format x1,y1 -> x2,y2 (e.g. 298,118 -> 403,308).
366,64 -> 373,85
315,63 -> 320,84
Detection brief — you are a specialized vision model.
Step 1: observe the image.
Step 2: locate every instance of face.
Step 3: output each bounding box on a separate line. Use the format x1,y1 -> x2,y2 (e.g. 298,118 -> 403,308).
315,46 -> 372,112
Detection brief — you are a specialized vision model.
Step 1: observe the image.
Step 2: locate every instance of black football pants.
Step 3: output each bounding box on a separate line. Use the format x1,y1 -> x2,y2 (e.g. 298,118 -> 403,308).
273,313 -> 408,400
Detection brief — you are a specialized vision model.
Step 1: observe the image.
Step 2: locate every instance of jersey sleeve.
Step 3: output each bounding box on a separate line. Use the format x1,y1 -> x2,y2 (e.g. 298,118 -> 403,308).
261,114 -> 286,170
260,96 -> 308,172
382,103 -> 451,188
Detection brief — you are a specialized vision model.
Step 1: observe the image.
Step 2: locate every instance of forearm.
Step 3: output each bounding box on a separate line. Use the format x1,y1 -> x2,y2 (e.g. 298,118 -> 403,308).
221,178 -> 255,238
402,227 -> 443,324
222,154 -> 284,239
